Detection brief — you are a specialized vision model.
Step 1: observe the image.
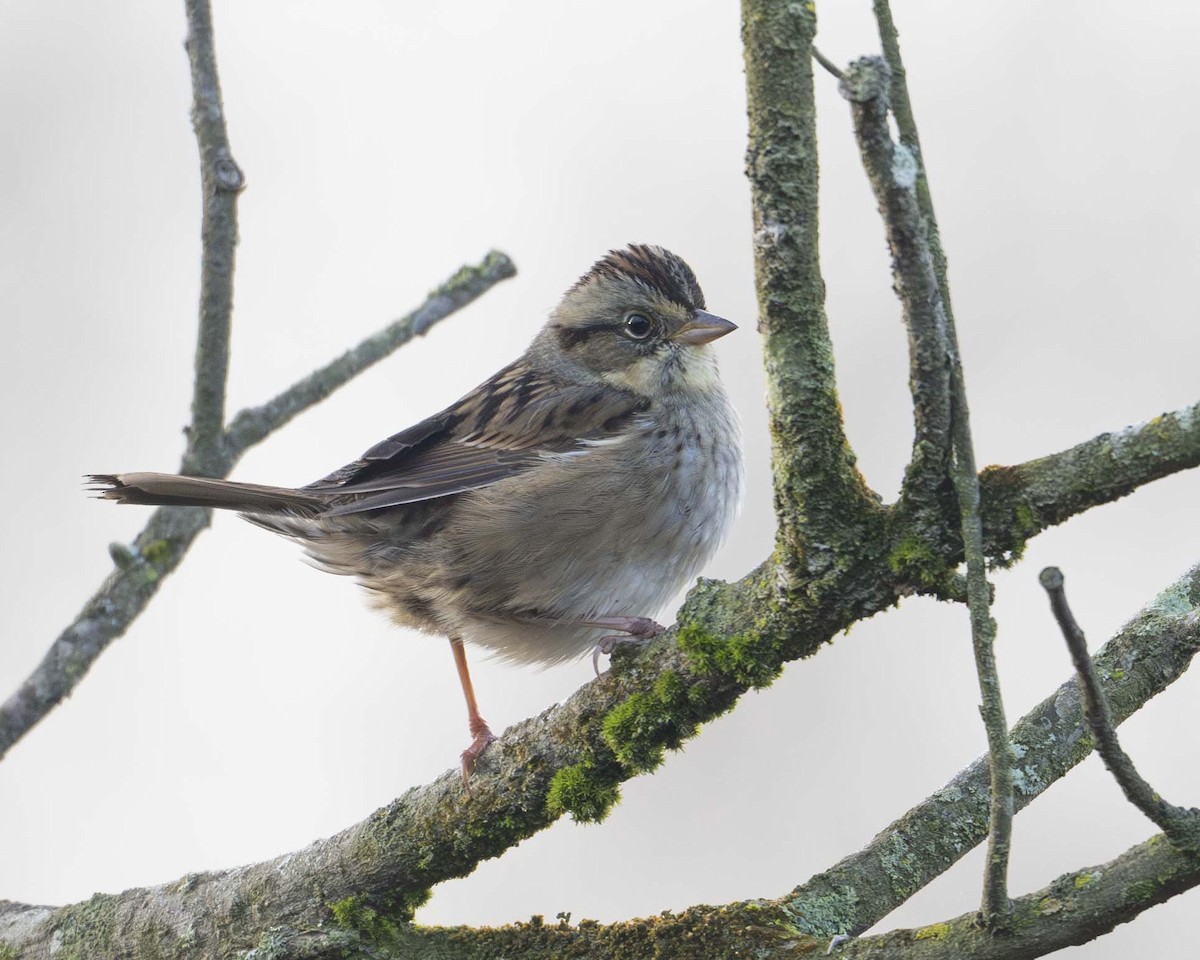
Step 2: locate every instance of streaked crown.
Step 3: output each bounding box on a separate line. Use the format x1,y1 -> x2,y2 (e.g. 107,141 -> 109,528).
569,244 -> 706,312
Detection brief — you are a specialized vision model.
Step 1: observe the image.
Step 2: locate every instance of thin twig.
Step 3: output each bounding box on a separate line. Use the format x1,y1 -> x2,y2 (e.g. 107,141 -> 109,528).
840,51 -> 1012,922
225,251 -> 515,454
0,255 -> 514,762
182,0 -> 244,475
811,45 -> 844,79
0,506 -> 210,761
781,561 -> 1200,936
951,364 -> 1012,923
871,1 -> 1016,920
1040,567 -> 1200,851
874,0 -> 951,311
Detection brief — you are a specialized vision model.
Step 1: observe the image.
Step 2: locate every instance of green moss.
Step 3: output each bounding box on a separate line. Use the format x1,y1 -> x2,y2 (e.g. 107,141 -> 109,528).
887,535 -> 944,586
600,670 -> 710,773
1124,879 -> 1158,903
676,625 -> 782,689
326,887 -> 429,956
329,893 -> 413,949
914,922 -> 950,941
1074,871 -> 1100,889
43,894 -> 122,960
545,763 -> 621,824
986,502 -> 1042,565
141,539 -> 173,567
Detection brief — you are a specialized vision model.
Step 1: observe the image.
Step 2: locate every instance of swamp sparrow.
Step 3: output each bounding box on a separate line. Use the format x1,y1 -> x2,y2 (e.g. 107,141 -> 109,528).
92,244 -> 743,777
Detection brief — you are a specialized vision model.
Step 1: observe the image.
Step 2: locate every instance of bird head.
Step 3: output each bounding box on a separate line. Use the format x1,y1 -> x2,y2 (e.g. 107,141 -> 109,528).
534,244 -> 736,397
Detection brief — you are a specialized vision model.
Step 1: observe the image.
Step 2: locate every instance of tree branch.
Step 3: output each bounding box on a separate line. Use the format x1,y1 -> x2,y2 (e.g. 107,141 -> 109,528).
840,57 -> 954,509
742,0 -> 881,594
0,506 -> 210,762
3,547 -> 1196,958
826,834 -> 1200,960
873,0 -> 954,340
182,0 -> 244,475
952,357 -> 1013,923
980,400 -> 1200,563
224,251 -> 515,455
1040,567 -> 1200,851
0,254 -> 514,764
811,45 -> 844,80
779,560 -> 1200,937
840,53 -> 1013,919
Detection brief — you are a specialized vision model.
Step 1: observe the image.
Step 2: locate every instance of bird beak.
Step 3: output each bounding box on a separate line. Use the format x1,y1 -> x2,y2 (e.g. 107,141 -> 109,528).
673,310 -> 738,344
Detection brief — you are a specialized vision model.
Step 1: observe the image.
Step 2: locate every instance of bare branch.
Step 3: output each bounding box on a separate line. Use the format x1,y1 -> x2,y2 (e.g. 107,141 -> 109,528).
0,506 -> 210,762
224,251 -> 516,455
952,364 -> 1013,923
873,0 -> 952,319
780,561 -> 1200,937
1040,567 -> 1200,851
839,57 -> 952,509
811,45 -> 844,80
0,255 -> 514,763
182,0 -> 244,475
840,53 -> 1012,921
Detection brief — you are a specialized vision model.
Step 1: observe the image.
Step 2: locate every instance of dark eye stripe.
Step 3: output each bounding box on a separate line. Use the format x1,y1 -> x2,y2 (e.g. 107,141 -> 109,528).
552,321 -> 615,349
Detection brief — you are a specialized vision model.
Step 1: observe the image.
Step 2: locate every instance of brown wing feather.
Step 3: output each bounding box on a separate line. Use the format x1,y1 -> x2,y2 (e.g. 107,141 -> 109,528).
306,361 -> 647,515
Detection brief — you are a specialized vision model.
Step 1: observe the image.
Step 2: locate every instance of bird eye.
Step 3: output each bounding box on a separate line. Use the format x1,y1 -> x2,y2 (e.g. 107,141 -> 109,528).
623,313 -> 653,340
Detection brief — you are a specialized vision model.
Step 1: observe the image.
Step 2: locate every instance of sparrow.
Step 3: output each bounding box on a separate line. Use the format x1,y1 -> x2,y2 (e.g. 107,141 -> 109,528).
91,244 -> 743,779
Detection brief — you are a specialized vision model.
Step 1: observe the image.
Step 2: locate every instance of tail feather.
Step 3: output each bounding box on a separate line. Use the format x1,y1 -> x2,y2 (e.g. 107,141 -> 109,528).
88,472 -> 324,515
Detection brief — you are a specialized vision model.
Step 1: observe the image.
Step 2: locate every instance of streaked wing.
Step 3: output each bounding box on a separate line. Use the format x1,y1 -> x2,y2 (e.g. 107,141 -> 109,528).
304,361 -> 646,515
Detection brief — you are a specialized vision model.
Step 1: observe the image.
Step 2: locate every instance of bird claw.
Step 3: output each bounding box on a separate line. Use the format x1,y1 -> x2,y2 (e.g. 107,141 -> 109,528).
591,618 -> 666,676
460,721 -> 497,787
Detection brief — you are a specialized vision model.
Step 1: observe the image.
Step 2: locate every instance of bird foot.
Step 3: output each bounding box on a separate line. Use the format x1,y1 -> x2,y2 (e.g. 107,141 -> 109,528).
590,617 -> 666,676
460,718 -> 497,786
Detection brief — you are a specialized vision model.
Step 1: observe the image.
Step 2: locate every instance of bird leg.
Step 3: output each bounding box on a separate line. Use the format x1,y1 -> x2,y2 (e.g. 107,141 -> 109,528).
450,636 -> 495,783
582,616 -> 666,676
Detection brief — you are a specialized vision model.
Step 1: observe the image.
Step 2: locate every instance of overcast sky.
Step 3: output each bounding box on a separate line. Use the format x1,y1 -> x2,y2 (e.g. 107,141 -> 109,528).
1,1 -> 1198,956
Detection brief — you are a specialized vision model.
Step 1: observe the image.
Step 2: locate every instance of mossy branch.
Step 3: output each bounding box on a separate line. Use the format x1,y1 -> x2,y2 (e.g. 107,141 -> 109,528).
4,564 -> 1197,957
742,0 -> 879,591
980,401 -> 1200,563
821,834 -> 1200,960
782,561 -> 1200,936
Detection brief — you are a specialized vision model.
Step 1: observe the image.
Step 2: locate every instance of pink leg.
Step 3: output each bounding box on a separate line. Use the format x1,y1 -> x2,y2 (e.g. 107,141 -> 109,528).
450,636 -> 496,783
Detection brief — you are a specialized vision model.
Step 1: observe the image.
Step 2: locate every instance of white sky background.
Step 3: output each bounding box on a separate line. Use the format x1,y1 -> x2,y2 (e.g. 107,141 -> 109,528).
1,0 -> 1198,955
